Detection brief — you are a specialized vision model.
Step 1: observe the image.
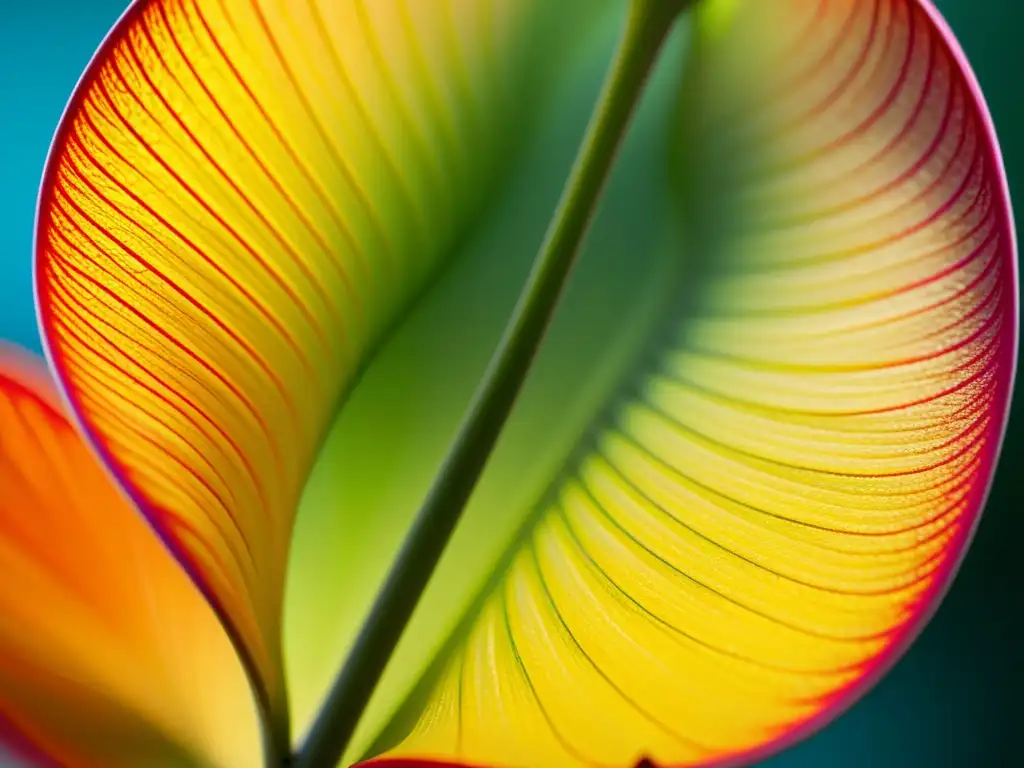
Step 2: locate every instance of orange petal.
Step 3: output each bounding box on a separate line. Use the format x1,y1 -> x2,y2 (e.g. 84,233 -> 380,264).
0,345 -> 260,768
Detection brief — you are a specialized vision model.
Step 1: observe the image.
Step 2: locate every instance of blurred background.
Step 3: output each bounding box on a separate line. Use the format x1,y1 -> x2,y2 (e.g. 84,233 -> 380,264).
0,1 -> 1019,766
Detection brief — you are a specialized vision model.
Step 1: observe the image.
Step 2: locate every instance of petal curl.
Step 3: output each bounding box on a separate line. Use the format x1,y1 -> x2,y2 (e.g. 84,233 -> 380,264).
0,345 -> 261,768
361,1 -> 1017,767
34,0 -> 578,723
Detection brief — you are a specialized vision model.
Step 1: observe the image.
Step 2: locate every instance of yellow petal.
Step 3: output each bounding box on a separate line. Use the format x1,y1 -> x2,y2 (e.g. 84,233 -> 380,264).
367,1 -> 1017,766
0,345 -> 261,768
35,0 -> 572,726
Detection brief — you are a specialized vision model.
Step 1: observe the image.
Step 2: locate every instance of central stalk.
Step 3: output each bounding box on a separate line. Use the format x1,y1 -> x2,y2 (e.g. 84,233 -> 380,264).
291,2 -> 694,766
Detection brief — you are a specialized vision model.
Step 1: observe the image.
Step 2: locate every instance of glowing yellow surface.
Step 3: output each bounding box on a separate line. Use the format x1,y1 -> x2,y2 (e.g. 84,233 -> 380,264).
373,1 -> 1016,765
37,0 -> 548,721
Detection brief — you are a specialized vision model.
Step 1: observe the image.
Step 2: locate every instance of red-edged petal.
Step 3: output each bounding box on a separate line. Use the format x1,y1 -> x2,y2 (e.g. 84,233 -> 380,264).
357,1 -> 1016,767
33,0 -> 579,730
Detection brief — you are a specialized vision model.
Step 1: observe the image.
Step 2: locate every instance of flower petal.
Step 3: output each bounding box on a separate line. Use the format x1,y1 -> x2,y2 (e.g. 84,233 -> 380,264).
34,0 -> 580,723
0,345 -> 260,768
359,1 -> 1016,766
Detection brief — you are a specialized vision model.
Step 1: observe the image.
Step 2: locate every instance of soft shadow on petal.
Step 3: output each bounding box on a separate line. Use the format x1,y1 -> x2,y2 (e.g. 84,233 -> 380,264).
0,345 -> 261,768
363,1 -> 1016,767
34,0 -> 579,725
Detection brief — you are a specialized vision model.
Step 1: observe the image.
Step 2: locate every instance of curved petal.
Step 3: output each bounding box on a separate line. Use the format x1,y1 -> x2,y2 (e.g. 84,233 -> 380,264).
34,0 -> 586,723
360,1 -> 1016,767
0,345 -> 261,768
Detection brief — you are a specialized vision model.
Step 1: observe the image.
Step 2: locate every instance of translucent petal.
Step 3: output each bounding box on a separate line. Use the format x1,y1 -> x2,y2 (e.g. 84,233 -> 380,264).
366,1 -> 1017,766
34,0 -> 578,723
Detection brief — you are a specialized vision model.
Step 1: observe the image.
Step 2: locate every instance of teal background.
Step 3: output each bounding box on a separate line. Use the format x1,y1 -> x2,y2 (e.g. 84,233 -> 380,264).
0,1 -> 1019,765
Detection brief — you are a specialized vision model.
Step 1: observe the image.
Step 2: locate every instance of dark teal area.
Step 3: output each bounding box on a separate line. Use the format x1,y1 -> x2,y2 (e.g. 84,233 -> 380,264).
0,1 -> 1019,766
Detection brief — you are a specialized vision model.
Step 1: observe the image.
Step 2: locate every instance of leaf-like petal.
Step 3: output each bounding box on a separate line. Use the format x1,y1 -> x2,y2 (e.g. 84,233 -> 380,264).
0,345 -> 261,768
362,1 -> 1017,766
34,0 -> 576,721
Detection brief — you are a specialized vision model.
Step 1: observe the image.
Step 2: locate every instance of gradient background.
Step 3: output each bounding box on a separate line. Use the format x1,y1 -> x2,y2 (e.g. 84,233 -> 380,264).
0,1 -> 1019,766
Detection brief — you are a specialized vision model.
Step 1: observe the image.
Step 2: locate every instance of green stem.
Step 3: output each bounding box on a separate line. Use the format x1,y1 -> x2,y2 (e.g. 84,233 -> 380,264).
262,717 -> 288,768
248,644 -> 290,767
292,2 -> 690,765
264,692 -> 290,768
